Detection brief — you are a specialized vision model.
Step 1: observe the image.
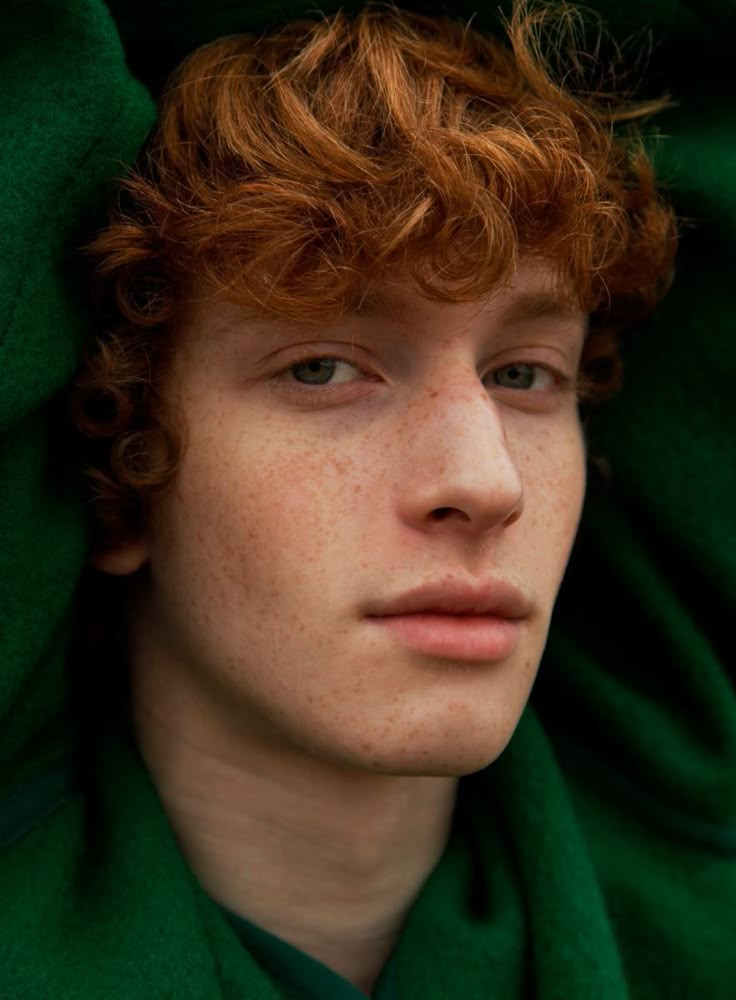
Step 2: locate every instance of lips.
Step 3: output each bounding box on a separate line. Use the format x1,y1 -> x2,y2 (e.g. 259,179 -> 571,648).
364,577 -> 531,620
363,578 -> 530,662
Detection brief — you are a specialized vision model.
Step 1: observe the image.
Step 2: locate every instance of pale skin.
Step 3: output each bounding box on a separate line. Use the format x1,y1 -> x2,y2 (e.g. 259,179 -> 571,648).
96,259 -> 588,996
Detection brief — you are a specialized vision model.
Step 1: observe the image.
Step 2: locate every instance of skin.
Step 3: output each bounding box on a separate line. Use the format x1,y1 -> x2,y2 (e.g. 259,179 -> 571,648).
96,258 -> 588,996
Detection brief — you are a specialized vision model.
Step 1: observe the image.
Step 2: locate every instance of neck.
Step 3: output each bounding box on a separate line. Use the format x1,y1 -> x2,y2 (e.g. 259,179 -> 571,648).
131,685 -> 458,996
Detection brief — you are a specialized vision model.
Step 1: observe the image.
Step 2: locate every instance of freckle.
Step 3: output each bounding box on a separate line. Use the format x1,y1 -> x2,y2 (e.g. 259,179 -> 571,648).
429,389 -> 439,398
353,484 -> 362,494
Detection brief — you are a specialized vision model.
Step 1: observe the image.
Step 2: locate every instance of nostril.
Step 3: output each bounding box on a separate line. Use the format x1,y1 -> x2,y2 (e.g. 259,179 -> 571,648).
431,507 -> 453,520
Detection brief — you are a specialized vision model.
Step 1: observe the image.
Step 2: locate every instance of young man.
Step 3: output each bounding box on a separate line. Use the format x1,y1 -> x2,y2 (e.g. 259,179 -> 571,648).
68,4 -> 674,994
92,260 -> 591,994
2,2 -> 735,999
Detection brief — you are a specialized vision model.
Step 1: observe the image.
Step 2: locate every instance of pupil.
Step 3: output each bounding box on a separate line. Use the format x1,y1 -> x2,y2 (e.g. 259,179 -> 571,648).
293,358 -> 336,384
497,364 -> 533,389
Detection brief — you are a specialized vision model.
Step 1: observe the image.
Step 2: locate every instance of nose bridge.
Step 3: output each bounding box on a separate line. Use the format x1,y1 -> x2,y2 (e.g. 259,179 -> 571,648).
411,365 -> 510,464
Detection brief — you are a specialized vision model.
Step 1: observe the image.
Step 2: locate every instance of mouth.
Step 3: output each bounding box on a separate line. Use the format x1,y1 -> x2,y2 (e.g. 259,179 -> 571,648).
362,576 -> 529,660
364,611 -> 522,661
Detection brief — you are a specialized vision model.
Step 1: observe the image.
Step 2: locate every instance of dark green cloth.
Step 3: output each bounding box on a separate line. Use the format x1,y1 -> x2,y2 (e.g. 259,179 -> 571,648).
1,1 -> 735,997
220,894 -> 399,999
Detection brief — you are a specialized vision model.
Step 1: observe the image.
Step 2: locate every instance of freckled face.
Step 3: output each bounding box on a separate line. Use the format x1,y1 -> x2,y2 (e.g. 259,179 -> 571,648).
122,261 -> 587,777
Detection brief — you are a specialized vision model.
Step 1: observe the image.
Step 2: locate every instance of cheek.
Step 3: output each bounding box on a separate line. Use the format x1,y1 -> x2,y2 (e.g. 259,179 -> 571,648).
516,420 -> 586,561
155,422 -> 370,605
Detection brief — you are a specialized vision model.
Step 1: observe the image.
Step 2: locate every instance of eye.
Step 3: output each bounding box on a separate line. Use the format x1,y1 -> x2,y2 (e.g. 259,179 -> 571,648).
489,363 -> 557,391
288,358 -> 361,386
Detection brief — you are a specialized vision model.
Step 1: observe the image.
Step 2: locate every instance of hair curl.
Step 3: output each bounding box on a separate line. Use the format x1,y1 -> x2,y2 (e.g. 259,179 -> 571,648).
69,0 -> 678,555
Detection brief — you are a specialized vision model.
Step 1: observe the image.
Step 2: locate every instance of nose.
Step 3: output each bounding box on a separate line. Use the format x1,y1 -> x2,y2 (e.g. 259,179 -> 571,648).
396,370 -> 524,537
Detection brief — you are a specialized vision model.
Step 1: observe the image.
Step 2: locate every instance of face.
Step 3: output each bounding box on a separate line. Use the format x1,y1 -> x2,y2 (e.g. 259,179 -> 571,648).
102,260 -> 588,777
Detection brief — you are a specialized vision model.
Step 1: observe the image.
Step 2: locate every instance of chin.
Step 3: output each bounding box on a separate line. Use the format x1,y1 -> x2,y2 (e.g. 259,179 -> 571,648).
346,733 -> 516,779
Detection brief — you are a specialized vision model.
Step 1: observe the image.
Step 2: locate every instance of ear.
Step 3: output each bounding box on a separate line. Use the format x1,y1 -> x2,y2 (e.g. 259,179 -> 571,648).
89,537 -> 149,576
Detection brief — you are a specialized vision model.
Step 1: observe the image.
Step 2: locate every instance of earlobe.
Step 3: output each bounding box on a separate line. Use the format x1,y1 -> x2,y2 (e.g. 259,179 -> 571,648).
89,537 -> 149,576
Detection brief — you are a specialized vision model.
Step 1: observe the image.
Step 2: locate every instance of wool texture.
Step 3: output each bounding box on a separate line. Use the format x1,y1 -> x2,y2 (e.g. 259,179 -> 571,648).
1,1 -> 734,997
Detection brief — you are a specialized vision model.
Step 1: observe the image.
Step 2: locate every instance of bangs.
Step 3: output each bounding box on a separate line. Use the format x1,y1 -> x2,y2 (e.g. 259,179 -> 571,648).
90,2 -> 676,329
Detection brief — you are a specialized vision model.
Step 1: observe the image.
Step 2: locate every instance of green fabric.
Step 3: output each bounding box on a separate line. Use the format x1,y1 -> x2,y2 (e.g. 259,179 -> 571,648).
220,901 -> 399,999
1,1 -> 735,997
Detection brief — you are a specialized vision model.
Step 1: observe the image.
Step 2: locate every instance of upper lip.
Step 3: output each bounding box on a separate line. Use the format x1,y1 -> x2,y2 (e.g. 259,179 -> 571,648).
365,578 -> 531,619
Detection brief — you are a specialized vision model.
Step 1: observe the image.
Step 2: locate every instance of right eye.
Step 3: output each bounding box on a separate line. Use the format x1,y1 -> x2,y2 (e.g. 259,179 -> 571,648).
287,358 -> 362,386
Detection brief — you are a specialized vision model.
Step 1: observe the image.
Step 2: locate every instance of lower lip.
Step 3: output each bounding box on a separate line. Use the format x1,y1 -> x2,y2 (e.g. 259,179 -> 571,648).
366,613 -> 522,661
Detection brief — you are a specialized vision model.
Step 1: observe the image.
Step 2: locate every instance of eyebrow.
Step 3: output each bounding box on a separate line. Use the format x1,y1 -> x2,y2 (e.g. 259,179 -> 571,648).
502,290 -> 585,324
213,287 -> 586,341
354,288 -> 584,324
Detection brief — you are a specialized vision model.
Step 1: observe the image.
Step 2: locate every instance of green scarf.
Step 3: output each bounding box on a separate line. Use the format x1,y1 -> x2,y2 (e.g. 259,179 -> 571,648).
2,2 -> 735,996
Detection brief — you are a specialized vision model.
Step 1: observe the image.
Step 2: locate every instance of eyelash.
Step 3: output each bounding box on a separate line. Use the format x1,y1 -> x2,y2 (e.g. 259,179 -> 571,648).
275,355 -> 574,399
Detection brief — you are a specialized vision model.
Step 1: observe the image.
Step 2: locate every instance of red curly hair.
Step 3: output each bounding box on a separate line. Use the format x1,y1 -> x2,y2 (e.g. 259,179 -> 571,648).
69,0 -> 678,555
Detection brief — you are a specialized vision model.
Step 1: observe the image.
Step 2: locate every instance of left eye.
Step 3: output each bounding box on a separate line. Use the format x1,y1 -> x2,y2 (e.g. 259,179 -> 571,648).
489,363 -> 555,391
288,358 -> 361,385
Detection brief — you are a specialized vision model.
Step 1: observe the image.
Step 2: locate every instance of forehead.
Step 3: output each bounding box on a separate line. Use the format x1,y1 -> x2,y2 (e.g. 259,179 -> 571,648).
196,259 -> 585,342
